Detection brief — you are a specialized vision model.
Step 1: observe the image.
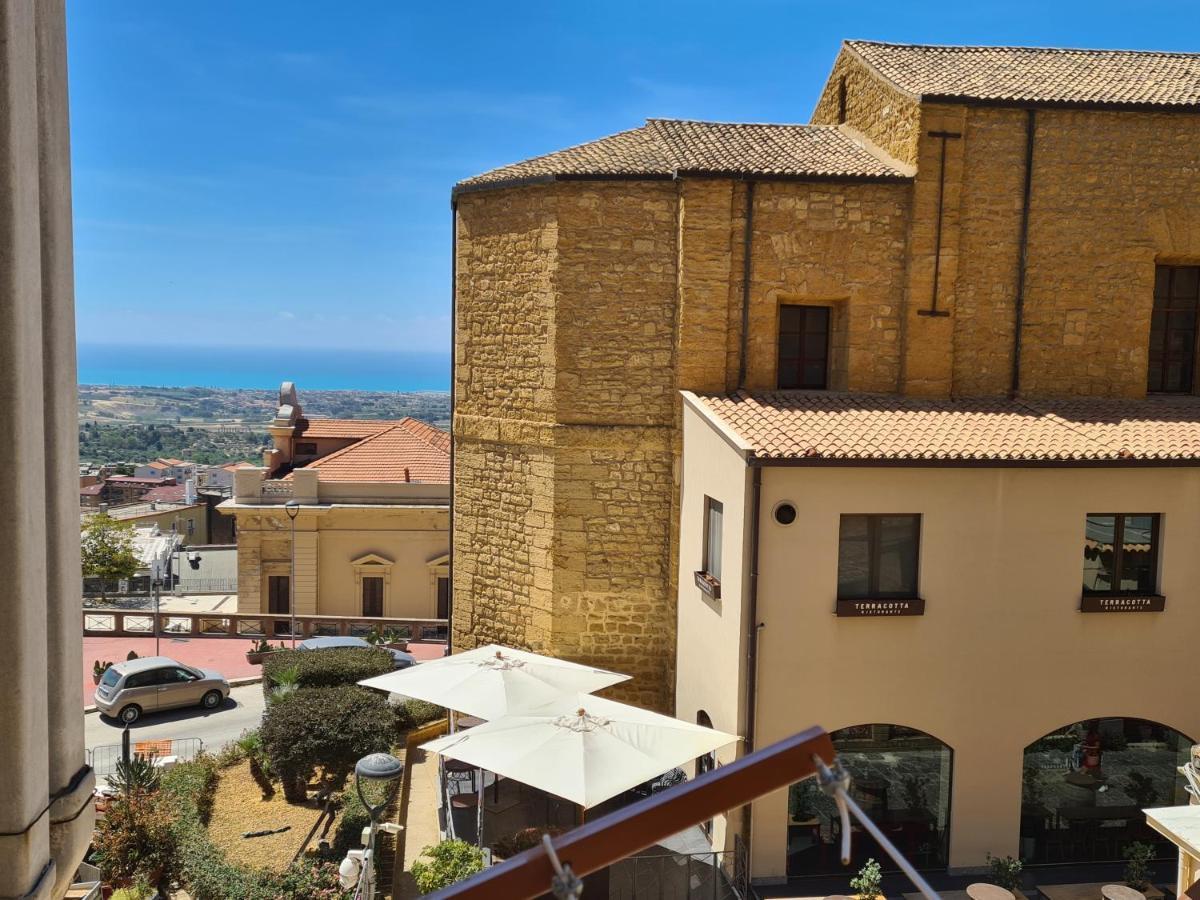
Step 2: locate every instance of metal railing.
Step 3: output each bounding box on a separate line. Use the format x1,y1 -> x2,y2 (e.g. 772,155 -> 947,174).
89,737 -> 204,777
172,577 -> 239,594
82,608 -> 449,643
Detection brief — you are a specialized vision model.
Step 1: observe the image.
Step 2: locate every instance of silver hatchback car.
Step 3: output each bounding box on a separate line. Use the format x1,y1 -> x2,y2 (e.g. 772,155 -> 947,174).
94,656 -> 229,724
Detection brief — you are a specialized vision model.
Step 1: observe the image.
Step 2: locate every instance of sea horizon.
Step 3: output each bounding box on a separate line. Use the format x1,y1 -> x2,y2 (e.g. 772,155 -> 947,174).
76,342 -> 451,393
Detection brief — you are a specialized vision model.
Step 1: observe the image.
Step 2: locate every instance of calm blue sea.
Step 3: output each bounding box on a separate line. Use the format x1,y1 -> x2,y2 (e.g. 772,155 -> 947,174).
77,343 -> 450,392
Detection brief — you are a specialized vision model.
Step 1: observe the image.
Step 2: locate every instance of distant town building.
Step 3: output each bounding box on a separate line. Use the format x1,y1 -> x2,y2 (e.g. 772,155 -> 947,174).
96,474 -> 176,505
134,456 -> 197,482
199,460 -> 253,492
220,383 -> 449,626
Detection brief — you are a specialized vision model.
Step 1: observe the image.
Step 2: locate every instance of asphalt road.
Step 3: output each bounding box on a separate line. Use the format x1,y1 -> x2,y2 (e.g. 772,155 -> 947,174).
85,683 -> 266,765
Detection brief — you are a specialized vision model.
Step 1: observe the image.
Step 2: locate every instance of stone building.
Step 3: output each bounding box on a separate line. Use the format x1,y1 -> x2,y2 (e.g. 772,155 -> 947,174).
221,384 -> 450,625
453,40 -> 1200,716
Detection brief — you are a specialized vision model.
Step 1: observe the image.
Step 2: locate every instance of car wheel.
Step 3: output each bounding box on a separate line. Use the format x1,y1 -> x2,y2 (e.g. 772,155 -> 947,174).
200,690 -> 222,710
118,705 -> 141,725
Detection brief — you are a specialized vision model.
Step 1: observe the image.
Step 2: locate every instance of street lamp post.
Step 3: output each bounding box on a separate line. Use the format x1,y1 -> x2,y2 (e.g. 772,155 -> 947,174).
340,752 -> 404,898
284,500 -> 300,648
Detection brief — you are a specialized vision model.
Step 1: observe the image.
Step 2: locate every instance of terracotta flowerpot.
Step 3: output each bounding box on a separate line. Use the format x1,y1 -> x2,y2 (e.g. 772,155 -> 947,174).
92,671 -> 103,685
246,651 -> 265,665
385,640 -> 410,652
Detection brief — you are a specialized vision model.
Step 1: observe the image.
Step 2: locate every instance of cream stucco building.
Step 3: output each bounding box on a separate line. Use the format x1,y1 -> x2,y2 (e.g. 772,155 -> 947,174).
221,384 -> 450,625
678,391 -> 1200,884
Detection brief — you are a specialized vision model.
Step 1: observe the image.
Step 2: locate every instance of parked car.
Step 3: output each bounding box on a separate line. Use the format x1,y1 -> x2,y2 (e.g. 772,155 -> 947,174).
296,635 -> 416,669
94,656 -> 230,724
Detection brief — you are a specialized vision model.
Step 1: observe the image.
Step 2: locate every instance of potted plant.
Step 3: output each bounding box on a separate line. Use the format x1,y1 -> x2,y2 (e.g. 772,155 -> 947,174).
850,858 -> 883,900
246,637 -> 275,665
367,627 -> 409,652
92,660 -> 113,685
986,852 -> 1023,896
1124,841 -> 1154,892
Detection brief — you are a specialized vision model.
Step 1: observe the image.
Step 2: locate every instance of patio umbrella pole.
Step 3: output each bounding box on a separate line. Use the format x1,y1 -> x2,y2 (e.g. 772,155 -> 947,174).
476,770 -> 484,848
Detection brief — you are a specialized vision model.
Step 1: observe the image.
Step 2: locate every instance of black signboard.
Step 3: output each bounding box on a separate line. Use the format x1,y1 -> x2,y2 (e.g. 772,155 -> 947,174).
1079,594 -> 1165,613
835,598 -> 925,617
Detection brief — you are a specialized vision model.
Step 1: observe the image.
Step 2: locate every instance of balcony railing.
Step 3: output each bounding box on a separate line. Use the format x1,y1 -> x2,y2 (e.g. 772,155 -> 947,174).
82,609 -> 449,643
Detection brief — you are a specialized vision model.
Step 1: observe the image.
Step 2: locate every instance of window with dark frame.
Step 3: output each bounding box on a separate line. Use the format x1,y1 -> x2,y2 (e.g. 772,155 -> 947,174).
437,576 -> 450,619
362,575 -> 384,617
1149,265 -> 1200,393
777,305 -> 830,390
702,497 -> 723,582
1082,514 -> 1160,595
837,514 -> 920,600
294,441 -> 318,456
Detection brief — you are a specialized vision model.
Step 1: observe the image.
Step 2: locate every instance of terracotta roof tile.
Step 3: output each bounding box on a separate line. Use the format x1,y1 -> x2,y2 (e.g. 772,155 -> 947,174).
690,391 -> 1200,463
140,484 -> 189,503
846,40 -> 1200,108
288,419 -> 449,484
457,119 -> 908,192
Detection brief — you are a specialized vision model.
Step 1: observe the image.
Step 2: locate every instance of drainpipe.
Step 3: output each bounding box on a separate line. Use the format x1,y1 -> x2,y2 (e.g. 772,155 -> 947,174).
737,181 -> 756,389
1010,109 -> 1036,397
741,463 -> 764,849
448,200 -> 457,654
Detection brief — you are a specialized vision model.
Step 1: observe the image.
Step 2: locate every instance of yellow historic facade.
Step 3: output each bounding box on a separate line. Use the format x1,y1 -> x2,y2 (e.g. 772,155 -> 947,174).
221,383 -> 450,622
453,40 -> 1200,713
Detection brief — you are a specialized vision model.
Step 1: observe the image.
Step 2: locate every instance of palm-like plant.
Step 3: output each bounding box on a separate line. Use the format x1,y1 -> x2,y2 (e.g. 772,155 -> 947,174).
111,754 -> 161,797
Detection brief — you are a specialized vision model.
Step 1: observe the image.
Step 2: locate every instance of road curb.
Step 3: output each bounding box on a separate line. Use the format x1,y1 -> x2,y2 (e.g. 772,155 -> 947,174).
83,675 -> 262,716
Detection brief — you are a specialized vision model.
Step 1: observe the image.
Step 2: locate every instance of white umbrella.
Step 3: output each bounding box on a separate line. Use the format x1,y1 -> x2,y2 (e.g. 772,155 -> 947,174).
357,644 -> 630,720
420,692 -> 740,808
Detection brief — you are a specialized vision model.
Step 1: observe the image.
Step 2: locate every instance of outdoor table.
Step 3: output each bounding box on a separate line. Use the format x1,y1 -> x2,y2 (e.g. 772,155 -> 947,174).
967,884 -> 1014,900
1039,883 -> 1162,900
1101,886 -> 1145,900
457,715 -> 486,729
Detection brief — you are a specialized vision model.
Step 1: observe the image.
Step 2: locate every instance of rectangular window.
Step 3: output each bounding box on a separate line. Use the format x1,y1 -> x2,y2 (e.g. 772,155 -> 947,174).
437,576 -> 450,619
295,441 -> 318,456
1149,265 -> 1199,393
1083,514 -> 1160,595
362,576 -> 384,617
777,305 -> 830,390
837,515 -> 920,599
702,497 -> 723,582
267,575 -> 290,635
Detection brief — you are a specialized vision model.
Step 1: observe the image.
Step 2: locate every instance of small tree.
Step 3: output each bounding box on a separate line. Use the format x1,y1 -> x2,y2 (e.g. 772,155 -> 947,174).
260,685 -> 392,802
411,840 -> 485,894
81,513 -> 139,600
90,791 -> 178,894
850,858 -> 883,900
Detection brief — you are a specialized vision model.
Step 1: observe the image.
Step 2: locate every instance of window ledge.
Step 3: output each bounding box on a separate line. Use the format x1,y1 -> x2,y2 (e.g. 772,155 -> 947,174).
835,597 -> 924,617
694,570 -> 721,600
1079,594 -> 1165,613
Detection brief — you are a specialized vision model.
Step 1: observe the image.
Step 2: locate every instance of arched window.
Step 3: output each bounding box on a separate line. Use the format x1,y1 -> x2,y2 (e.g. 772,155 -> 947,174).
786,724 -> 953,877
1021,717 -> 1193,864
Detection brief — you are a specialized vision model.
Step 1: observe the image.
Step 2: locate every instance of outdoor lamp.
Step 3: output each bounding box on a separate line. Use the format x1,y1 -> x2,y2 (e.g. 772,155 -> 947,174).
355,752 -> 404,821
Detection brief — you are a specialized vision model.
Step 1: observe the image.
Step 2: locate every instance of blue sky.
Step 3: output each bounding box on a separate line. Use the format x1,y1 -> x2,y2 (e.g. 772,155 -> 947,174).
68,1 -> 1192,351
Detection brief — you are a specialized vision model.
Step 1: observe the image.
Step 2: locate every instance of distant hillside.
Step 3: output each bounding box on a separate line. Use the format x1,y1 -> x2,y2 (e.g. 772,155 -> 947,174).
77,385 -> 451,465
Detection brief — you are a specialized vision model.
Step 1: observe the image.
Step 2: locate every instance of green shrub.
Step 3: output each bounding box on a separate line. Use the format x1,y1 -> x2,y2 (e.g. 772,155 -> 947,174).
850,858 -> 883,900
90,791 -> 178,892
111,754 -> 162,797
331,779 -> 372,859
261,685 -> 393,802
394,697 -> 447,733
411,840 -> 485,893
262,647 -> 394,698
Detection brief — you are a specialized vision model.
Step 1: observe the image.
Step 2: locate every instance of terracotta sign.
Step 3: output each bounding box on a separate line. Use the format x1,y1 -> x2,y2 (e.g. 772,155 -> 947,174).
835,598 -> 925,617
1079,595 -> 1165,613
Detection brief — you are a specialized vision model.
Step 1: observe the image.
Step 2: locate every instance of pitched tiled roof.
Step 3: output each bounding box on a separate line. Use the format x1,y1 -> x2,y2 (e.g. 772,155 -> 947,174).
846,40 -> 1200,108
688,391 -> 1200,463
141,484 -> 188,503
80,483 -> 103,496
457,118 -> 909,193
289,419 -> 450,484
